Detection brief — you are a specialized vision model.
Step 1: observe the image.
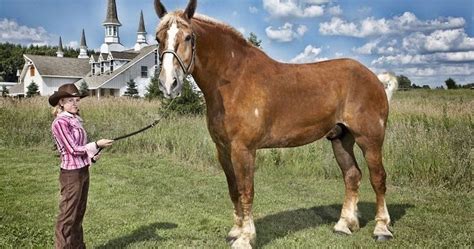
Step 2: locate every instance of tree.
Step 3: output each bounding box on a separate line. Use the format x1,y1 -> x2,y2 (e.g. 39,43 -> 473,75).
247,32 -> 262,48
123,79 -> 139,98
162,77 -> 204,115
397,75 -> 412,89
445,78 -> 457,89
26,81 -> 39,97
79,81 -> 89,96
1,85 -> 8,97
145,76 -> 163,100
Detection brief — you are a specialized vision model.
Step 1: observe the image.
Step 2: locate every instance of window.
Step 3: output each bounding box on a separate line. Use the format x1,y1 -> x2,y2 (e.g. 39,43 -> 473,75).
154,49 -> 158,66
110,89 -> 115,96
30,66 -> 35,76
110,60 -> 114,72
141,66 -> 148,78
113,27 -> 117,36
101,62 -> 104,74
92,64 -> 95,75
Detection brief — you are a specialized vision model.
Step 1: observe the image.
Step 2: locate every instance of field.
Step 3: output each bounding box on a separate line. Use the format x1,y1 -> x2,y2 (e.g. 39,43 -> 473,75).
0,90 -> 472,248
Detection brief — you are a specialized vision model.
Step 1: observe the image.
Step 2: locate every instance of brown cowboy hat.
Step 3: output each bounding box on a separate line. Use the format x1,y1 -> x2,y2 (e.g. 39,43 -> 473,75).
48,83 -> 88,106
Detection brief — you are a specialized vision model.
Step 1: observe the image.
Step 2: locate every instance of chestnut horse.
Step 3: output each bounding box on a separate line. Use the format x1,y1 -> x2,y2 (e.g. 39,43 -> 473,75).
153,0 -> 397,247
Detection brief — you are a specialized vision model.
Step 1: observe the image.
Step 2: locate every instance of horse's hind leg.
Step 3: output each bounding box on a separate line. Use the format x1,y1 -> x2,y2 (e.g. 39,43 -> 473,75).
330,129 -> 361,235
355,135 -> 393,241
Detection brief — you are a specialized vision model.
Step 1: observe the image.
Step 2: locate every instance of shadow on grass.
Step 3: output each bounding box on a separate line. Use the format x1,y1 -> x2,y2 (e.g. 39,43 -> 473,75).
95,222 -> 177,249
255,202 -> 413,247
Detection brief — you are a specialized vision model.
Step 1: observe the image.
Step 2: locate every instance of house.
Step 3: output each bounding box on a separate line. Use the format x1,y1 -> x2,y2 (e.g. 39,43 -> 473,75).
9,0 -> 158,98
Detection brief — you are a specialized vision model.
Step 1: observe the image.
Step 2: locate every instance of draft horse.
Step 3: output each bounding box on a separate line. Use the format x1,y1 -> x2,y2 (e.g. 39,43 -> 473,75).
153,0 -> 397,247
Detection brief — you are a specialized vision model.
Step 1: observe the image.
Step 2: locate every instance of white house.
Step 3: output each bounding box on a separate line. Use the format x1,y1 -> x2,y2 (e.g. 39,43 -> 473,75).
9,0 -> 158,98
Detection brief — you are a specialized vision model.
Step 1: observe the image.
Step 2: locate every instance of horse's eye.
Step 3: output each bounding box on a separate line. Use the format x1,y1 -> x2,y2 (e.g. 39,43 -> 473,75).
185,35 -> 192,42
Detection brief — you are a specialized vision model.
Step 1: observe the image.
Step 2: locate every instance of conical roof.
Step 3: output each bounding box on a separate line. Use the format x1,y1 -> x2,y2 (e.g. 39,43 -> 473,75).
103,0 -> 121,26
58,36 -> 63,52
137,10 -> 146,33
80,29 -> 87,47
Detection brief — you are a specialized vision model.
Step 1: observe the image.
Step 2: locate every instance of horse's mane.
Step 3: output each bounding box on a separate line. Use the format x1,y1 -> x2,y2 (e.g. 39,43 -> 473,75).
159,11 -> 251,47
193,14 -> 247,42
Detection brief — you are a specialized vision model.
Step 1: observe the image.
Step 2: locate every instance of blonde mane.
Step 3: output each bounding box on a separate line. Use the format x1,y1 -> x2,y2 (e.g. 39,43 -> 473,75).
157,11 -> 249,46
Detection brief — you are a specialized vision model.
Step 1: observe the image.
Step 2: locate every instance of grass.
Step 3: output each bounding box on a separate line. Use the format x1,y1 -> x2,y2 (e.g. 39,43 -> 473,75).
0,148 -> 472,248
0,89 -> 473,247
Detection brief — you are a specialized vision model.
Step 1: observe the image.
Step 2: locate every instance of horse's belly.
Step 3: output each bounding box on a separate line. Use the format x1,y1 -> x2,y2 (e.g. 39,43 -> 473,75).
263,123 -> 332,148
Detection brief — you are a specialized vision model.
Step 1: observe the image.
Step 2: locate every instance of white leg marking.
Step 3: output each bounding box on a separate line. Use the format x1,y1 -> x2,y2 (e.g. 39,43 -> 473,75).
254,108 -> 259,117
231,216 -> 255,249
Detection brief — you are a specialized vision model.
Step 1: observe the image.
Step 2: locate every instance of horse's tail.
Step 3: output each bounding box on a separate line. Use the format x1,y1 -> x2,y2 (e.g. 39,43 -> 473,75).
377,72 -> 398,102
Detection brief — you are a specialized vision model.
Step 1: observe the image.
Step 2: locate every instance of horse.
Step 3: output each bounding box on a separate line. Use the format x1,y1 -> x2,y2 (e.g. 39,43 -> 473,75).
153,0 -> 398,247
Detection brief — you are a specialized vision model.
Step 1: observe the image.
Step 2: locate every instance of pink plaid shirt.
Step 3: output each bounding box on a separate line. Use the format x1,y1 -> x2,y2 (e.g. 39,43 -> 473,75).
52,112 -> 98,170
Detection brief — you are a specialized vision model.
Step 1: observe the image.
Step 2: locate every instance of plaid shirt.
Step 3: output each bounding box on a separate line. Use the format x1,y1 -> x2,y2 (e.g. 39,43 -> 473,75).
52,112 -> 98,170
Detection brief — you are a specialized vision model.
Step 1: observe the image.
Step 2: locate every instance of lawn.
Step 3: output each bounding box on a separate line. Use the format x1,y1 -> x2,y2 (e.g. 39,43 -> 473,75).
0,147 -> 472,248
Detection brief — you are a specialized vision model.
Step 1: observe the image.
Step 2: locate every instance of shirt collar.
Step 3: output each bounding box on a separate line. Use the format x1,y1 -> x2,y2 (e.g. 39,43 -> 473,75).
58,111 -> 83,122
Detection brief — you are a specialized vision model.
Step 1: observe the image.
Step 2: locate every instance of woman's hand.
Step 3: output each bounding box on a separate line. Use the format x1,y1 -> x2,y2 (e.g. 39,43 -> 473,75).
96,139 -> 114,148
92,153 -> 101,162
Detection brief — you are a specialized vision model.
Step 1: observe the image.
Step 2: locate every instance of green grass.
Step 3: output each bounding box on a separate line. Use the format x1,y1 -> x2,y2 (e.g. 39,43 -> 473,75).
0,147 -> 472,248
0,90 -> 473,247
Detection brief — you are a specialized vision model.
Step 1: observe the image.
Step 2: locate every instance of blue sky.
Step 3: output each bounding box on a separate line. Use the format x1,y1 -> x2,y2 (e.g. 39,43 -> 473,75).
1,0 -> 473,87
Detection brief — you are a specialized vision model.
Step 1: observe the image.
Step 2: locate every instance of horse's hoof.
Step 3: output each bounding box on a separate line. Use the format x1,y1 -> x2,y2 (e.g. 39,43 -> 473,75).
334,230 -> 350,236
374,235 -> 393,241
226,236 -> 237,244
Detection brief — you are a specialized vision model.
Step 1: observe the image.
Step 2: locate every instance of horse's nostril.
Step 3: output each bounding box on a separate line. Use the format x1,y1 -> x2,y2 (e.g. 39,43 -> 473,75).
172,78 -> 178,89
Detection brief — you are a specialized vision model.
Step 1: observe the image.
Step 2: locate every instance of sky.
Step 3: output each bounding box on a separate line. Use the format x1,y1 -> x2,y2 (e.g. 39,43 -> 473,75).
1,0 -> 473,87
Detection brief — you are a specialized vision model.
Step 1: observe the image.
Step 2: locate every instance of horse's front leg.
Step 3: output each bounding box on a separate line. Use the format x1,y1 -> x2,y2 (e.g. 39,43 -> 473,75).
227,142 -> 256,249
216,145 -> 243,243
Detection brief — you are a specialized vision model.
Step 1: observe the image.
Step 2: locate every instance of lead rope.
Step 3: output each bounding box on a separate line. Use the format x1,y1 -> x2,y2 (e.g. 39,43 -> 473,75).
93,98 -> 176,158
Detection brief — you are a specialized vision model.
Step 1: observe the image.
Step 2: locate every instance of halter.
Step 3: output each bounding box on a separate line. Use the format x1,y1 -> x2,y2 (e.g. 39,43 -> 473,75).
159,34 -> 196,76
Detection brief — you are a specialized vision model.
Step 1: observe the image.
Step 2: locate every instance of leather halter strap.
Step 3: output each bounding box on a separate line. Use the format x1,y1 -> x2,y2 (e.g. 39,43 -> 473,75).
159,34 -> 196,76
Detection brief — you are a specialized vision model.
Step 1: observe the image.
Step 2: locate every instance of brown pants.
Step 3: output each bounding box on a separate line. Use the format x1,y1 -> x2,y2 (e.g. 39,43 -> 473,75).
55,166 -> 89,249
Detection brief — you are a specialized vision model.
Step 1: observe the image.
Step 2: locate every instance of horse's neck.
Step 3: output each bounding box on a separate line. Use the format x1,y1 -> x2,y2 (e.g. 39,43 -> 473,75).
191,20 -> 259,96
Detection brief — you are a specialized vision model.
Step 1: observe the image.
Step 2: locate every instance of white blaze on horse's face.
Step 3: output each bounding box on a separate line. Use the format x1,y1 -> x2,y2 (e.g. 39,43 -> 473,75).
161,21 -> 181,98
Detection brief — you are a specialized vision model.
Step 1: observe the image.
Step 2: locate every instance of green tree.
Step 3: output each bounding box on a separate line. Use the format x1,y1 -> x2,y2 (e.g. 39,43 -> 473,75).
397,75 -> 412,89
445,78 -> 457,89
79,81 -> 89,96
145,76 -> 163,100
124,79 -> 139,98
1,85 -> 8,97
159,77 -> 204,115
26,81 -> 39,97
247,32 -> 262,48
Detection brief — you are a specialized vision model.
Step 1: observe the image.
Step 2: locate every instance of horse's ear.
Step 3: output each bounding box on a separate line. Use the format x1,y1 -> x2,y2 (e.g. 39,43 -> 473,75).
184,0 -> 197,20
154,0 -> 167,19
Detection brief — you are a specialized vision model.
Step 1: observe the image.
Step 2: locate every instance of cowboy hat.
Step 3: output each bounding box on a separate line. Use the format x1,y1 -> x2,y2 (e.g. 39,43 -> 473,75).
48,83 -> 88,106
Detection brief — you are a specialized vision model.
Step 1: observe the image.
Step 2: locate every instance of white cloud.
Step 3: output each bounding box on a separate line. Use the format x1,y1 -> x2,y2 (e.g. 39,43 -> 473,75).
319,12 -> 465,37
237,27 -> 246,35
372,51 -> 474,66
403,29 -> 474,53
353,41 -> 378,55
328,5 -> 342,16
263,0 -> 325,18
265,23 -> 307,42
0,18 -> 56,46
353,39 -> 399,55
67,41 -> 79,49
249,6 -> 259,14
290,45 -> 328,63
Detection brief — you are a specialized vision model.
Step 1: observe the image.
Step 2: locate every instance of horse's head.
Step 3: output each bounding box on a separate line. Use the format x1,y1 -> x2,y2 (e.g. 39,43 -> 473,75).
154,0 -> 197,99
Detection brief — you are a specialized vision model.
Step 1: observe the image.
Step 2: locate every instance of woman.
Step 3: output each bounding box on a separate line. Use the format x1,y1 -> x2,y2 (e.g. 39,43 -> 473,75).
49,83 -> 113,249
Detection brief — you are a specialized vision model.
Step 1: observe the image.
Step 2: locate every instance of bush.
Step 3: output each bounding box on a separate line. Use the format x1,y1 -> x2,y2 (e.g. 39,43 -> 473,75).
146,76 -> 205,115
